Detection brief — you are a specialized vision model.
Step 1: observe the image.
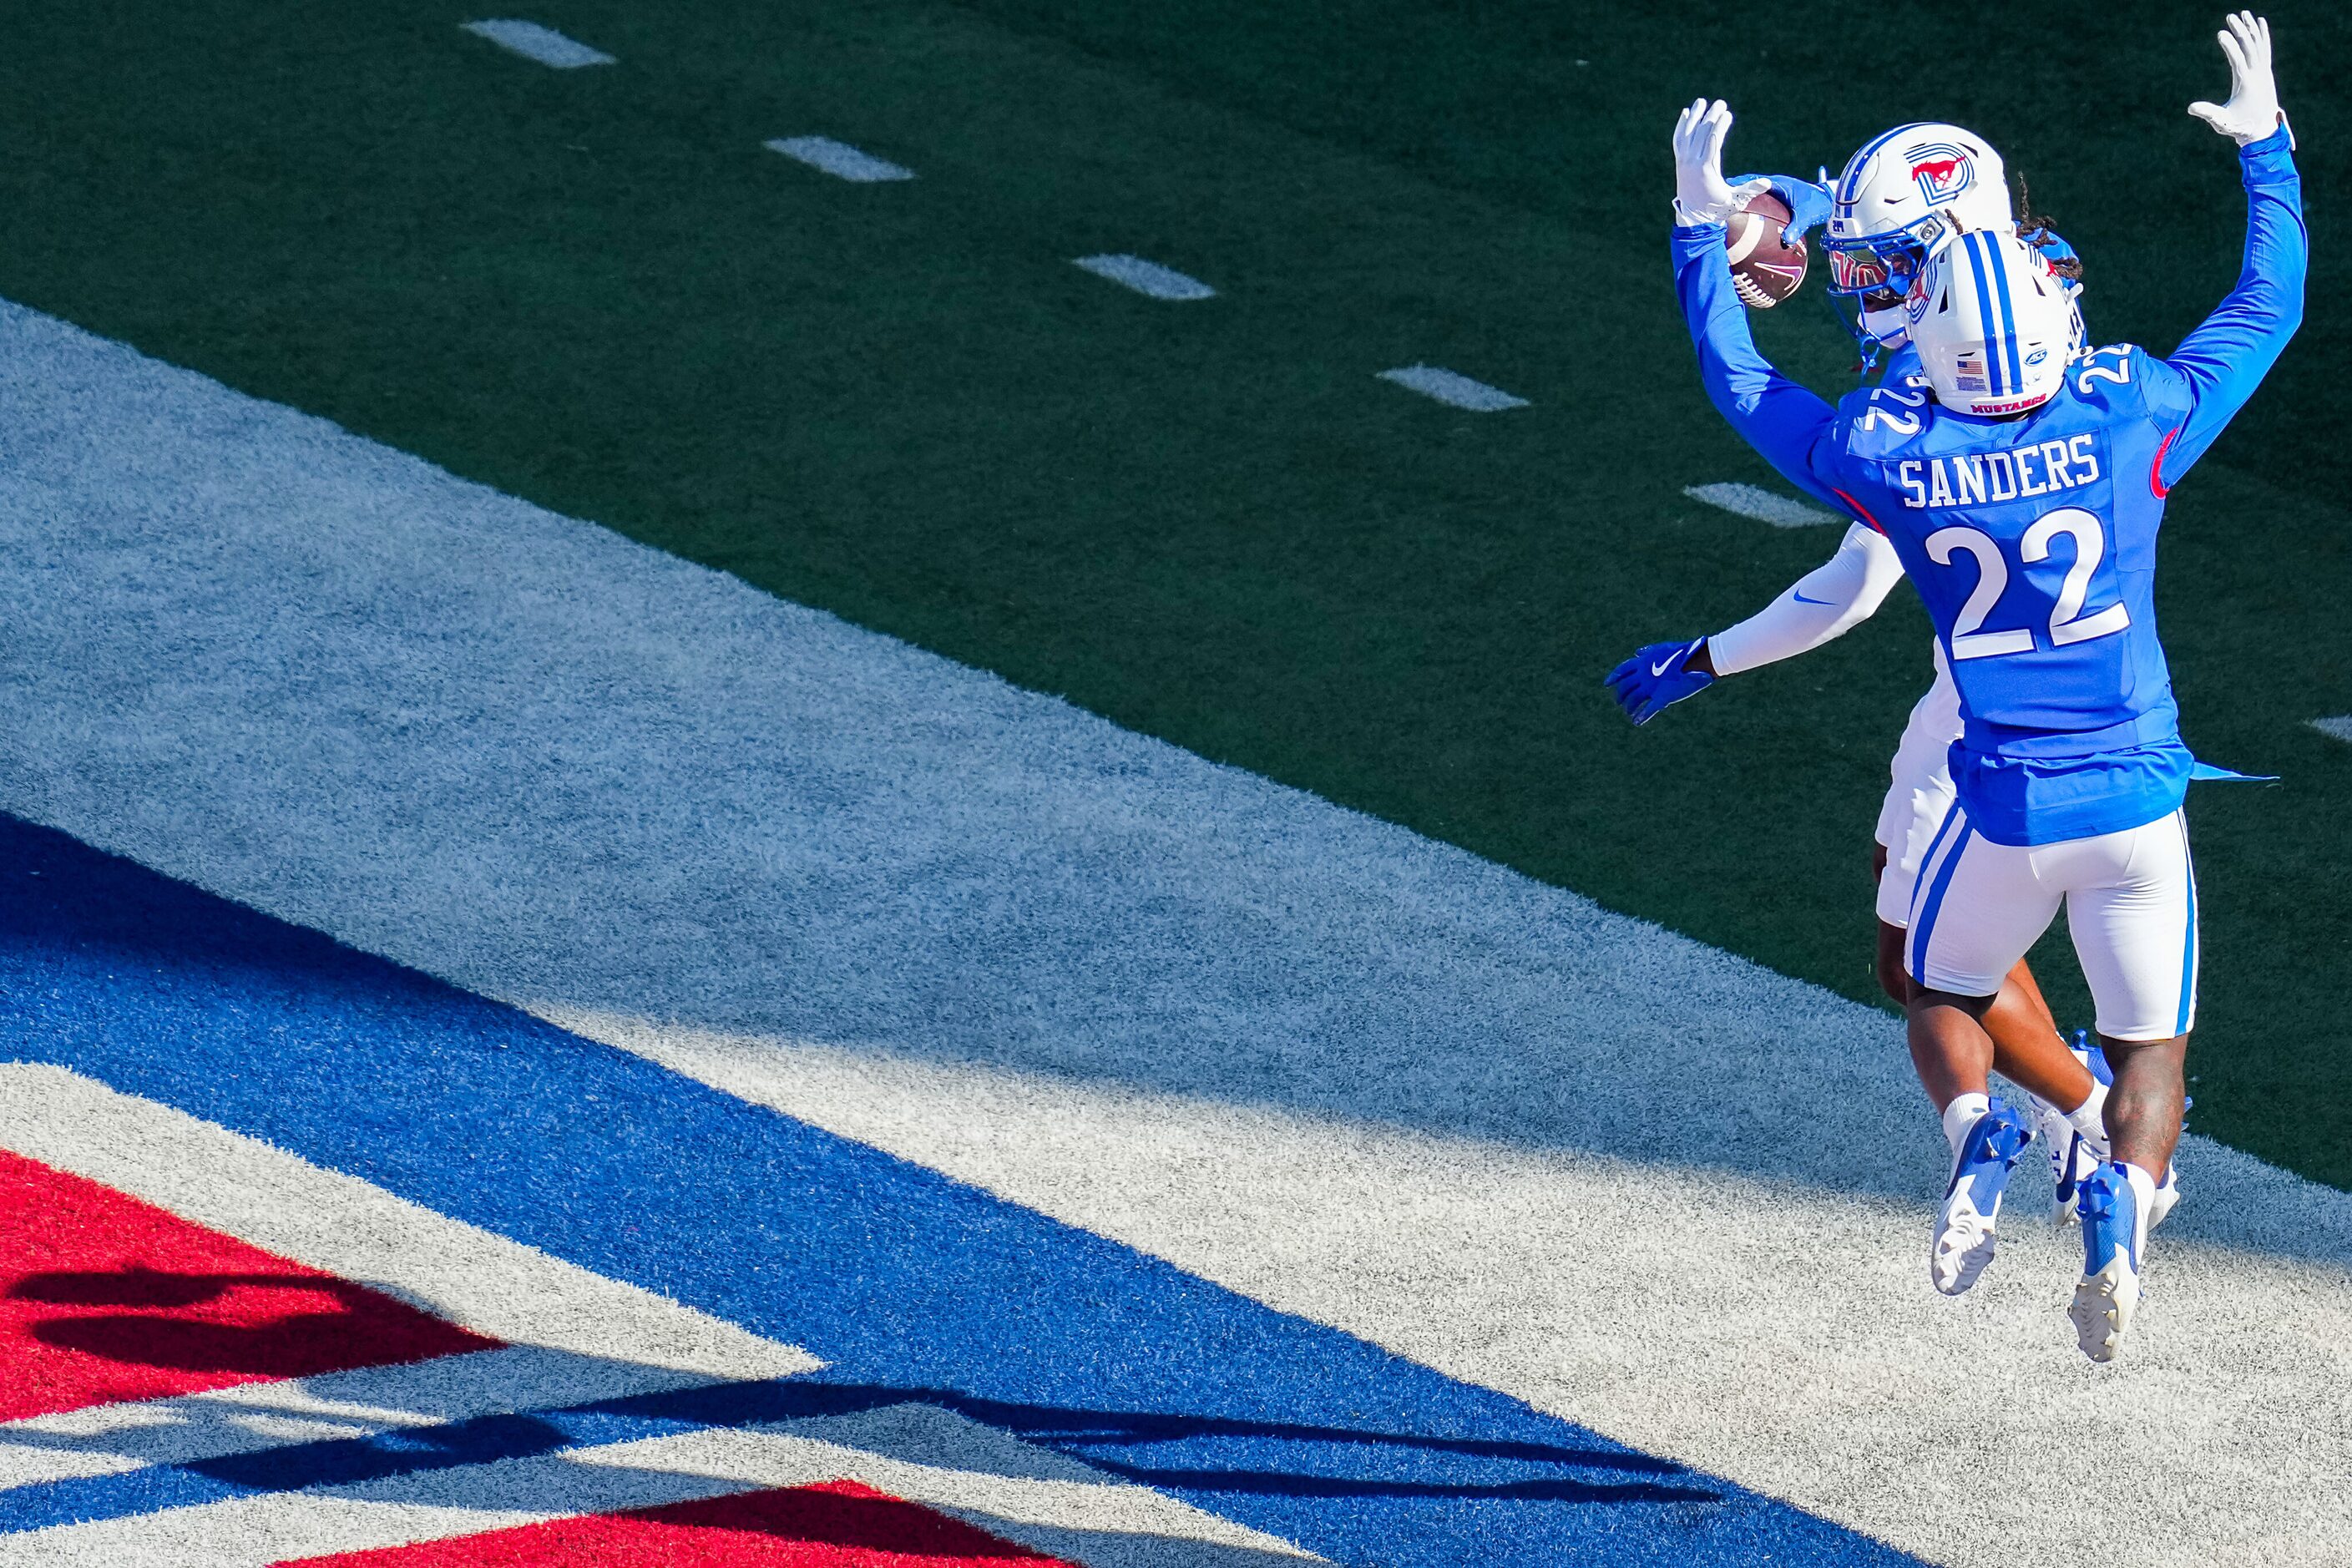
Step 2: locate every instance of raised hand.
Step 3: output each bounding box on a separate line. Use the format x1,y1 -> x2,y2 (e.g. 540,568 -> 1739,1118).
2188,12 -> 2287,145
1671,99 -> 1741,227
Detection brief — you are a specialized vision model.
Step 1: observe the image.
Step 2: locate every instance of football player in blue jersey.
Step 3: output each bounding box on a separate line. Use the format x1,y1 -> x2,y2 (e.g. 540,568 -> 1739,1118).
1742,123 -> 2074,372
1640,12 -> 2301,1360
1611,124 -> 2132,1242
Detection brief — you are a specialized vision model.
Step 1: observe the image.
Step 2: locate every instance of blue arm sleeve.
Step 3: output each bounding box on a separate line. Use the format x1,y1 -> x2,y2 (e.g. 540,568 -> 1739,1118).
2155,128 -> 2306,488
1671,225 -> 1847,512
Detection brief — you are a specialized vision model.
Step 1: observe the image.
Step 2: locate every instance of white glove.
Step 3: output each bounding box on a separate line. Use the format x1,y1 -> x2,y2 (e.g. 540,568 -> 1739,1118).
1672,99 -> 1740,226
2188,11 -> 2289,146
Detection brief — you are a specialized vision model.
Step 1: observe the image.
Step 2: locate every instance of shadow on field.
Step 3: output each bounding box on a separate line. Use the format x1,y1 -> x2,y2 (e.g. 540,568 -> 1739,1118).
0,812 -> 1840,1567
3,710 -> 2349,1284
0,1336 -> 1721,1549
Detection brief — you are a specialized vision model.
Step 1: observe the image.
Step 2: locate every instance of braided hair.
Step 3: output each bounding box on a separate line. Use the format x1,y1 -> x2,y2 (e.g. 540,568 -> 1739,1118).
2014,172 -> 2085,281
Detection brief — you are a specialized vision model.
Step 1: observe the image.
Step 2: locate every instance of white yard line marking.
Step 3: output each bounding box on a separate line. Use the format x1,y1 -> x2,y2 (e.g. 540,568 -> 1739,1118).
1683,481 -> 1839,528
765,136 -> 915,184
2,299 -> 2350,1568
2312,716 -> 2352,746
459,19 -> 615,69
0,1065 -> 816,1388
1070,255 -> 1216,301
1375,366 -> 1528,412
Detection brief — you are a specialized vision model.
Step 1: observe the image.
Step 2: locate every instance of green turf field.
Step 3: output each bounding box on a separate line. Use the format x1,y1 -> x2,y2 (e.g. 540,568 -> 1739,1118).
3,2 -> 2344,1183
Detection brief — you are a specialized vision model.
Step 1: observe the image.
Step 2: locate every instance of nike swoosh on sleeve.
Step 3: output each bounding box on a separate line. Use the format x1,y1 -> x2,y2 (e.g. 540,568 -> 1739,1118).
1791,591 -> 1835,605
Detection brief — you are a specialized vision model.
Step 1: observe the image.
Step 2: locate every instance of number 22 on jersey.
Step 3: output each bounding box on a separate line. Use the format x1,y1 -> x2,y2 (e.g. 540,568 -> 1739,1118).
1925,508 -> 2132,661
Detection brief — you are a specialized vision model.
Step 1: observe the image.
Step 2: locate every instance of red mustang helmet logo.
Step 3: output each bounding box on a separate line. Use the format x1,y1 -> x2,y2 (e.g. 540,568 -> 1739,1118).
1906,145 -> 1975,205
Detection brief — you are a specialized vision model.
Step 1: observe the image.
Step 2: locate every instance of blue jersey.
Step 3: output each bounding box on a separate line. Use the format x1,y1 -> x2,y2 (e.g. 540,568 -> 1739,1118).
1672,130 -> 2304,845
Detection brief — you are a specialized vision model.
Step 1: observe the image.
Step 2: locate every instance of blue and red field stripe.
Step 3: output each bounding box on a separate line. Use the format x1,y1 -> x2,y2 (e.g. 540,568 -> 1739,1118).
0,811 -> 1920,1565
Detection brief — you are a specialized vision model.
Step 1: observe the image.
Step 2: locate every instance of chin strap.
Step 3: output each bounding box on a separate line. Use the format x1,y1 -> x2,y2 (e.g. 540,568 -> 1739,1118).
1823,288 -> 1885,377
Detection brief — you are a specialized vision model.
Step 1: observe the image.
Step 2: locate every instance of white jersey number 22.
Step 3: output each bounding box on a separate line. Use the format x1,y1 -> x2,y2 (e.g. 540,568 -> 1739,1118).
1924,508 -> 2132,661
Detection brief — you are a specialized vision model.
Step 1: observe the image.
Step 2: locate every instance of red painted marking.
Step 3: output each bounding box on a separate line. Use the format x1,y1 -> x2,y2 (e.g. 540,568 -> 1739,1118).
0,1148 -> 496,1422
271,1479 -> 1077,1565
2151,427 -> 2180,498
1829,486 -> 1885,534
1912,156 -> 1963,187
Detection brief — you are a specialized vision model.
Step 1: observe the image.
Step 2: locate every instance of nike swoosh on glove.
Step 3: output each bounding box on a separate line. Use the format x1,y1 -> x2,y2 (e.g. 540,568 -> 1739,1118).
1604,637 -> 1715,726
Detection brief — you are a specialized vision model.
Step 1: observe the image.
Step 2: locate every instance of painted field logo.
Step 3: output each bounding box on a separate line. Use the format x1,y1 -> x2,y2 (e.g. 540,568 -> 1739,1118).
0,1066 -> 1317,1565
1906,144 -> 1973,205
0,1147 -> 498,1424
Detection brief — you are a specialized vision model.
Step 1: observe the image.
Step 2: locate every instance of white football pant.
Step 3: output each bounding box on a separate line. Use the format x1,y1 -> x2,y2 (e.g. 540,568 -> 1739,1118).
1906,806 -> 2198,1042
1874,646 -> 1963,928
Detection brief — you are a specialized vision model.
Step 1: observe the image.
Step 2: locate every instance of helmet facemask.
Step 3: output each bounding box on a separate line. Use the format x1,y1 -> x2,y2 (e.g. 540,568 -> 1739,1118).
1825,124 -> 2015,356
1823,210 -> 1956,301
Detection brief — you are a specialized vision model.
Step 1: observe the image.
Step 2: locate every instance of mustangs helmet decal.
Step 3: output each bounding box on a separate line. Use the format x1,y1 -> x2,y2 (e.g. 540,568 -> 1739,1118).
1905,143 -> 1975,205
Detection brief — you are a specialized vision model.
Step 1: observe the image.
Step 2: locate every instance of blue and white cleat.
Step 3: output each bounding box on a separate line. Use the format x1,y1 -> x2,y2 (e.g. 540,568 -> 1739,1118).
1932,1098 -> 2033,1296
2059,1143 -> 2179,1232
2051,1130 -> 2101,1222
2046,1030 -> 2112,1225
2043,1033 -> 2183,1232
2071,1161 -> 2147,1363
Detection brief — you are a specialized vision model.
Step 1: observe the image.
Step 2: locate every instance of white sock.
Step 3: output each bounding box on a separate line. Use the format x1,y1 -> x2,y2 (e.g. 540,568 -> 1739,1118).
1942,1092 -> 1992,1161
2066,1080 -> 2109,1147
2121,1162 -> 2160,1242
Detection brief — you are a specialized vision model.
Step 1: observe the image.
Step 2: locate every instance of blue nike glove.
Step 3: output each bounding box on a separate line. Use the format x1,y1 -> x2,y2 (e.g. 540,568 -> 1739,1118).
2013,220 -> 2088,272
2019,223 -> 2084,314
1730,170 -> 1832,240
1605,637 -> 1716,726
2023,224 -> 2079,271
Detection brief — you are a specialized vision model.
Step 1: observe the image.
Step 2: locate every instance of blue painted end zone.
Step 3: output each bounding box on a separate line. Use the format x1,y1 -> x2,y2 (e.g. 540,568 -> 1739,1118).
0,815 -> 1920,1566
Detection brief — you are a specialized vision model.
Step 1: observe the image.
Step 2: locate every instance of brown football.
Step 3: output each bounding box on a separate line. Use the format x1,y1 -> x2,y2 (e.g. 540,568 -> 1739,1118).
1725,190 -> 1808,308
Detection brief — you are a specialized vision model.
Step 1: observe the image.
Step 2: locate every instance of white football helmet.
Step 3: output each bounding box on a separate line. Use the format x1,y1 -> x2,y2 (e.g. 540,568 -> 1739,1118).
1904,229 -> 2076,417
1824,124 -> 2013,306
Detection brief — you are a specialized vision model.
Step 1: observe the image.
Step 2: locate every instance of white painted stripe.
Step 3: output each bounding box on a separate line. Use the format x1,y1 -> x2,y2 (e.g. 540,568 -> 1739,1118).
2312,715 -> 2352,746
0,1399 -> 1315,1567
0,1345 -> 715,1493
551,1014 -> 2352,1568
0,1065 -> 817,1388
1070,255 -> 1216,301
582,1408 -> 1323,1564
0,301 -> 2348,1568
1683,481 -> 1839,528
1375,366 -> 1528,412
765,136 -> 915,184
0,1073 -> 1310,1566
459,19 -> 615,68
